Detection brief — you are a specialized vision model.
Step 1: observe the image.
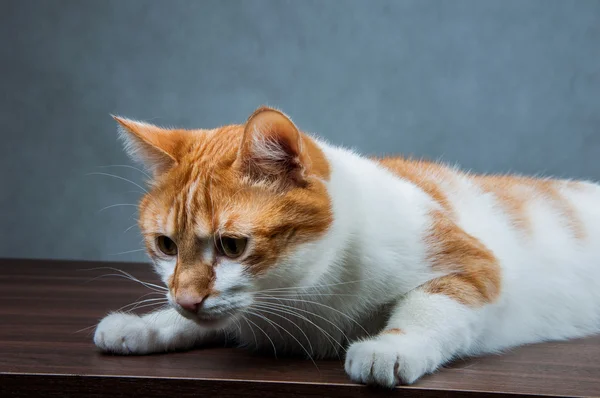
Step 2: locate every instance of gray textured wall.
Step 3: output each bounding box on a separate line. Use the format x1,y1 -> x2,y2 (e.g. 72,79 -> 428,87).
1,0 -> 599,262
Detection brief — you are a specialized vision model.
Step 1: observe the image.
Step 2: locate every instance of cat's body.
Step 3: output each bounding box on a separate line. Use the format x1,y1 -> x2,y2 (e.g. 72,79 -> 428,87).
94,107 -> 600,387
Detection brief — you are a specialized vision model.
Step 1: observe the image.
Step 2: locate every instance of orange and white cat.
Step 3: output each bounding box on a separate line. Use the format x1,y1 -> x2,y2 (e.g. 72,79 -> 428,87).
94,106 -> 600,387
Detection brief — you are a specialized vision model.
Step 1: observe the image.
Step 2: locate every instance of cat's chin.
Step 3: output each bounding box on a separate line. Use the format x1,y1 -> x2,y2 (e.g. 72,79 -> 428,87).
175,307 -> 236,329
191,316 -> 231,329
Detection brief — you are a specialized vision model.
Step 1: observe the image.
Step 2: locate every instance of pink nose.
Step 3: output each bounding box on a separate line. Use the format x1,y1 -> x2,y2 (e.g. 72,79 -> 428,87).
175,293 -> 208,313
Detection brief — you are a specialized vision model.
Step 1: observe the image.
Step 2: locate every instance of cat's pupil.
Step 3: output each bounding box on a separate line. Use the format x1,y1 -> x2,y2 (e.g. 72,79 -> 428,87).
225,239 -> 237,253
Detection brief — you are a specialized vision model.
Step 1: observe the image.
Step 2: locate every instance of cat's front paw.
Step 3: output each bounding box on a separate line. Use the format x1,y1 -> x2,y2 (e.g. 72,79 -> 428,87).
94,312 -> 158,355
344,338 -> 432,387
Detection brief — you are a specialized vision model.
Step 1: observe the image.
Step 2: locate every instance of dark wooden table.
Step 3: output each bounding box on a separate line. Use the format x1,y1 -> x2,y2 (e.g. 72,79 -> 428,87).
1,258 -> 599,397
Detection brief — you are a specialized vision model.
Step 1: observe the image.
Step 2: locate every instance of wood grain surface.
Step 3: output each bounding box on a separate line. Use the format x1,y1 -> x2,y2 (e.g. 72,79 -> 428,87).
1,258 -> 599,397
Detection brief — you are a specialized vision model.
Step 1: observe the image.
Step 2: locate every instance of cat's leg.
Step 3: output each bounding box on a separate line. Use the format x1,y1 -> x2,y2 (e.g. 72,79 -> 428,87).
94,308 -> 222,355
345,211 -> 502,387
344,287 -> 483,387
344,210 -> 501,386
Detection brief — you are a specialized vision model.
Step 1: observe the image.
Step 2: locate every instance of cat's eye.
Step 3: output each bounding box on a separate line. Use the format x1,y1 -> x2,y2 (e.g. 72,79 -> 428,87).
156,235 -> 178,256
216,236 -> 248,259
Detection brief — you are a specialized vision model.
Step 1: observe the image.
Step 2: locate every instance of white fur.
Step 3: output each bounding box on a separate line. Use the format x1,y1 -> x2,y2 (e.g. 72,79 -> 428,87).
95,137 -> 600,387
94,309 -> 213,354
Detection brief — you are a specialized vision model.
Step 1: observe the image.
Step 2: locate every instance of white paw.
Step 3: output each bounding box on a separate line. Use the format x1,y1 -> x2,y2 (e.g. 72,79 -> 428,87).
94,312 -> 159,355
344,338 -> 434,387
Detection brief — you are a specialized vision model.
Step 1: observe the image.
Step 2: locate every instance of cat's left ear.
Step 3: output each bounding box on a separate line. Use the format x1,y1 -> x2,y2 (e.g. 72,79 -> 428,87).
113,116 -> 187,176
236,107 -> 310,188
235,106 -> 310,189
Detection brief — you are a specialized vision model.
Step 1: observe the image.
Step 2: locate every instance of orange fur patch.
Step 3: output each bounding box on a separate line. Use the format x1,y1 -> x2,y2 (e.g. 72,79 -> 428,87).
424,275 -> 489,307
380,328 -> 404,335
377,157 -> 454,215
376,156 -> 585,242
475,175 -> 532,235
424,210 -> 501,307
542,182 -> 586,240
132,107 -> 333,295
475,176 -> 585,240
303,134 -> 331,180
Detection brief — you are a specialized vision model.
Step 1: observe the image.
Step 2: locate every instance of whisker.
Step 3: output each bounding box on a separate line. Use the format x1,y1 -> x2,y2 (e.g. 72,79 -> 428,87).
73,293 -> 166,335
81,273 -> 164,293
114,291 -> 165,312
108,248 -> 146,256
98,203 -> 138,213
254,296 -> 371,337
73,323 -> 100,334
253,302 -> 345,354
86,172 -> 149,194
78,267 -> 168,291
246,306 -> 314,354
120,297 -> 168,313
259,292 -> 358,298
231,314 -> 243,335
222,311 -> 240,345
97,164 -> 151,179
123,223 -> 139,234
253,301 -> 349,351
128,301 -> 169,312
239,313 -> 278,358
243,304 -> 285,340
240,315 -> 259,348
256,277 -> 377,294
243,307 -> 285,341
244,309 -> 319,372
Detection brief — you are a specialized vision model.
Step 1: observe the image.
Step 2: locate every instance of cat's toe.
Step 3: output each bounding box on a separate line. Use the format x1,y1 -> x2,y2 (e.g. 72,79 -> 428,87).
345,340 -> 397,387
94,312 -> 157,355
345,339 -> 428,387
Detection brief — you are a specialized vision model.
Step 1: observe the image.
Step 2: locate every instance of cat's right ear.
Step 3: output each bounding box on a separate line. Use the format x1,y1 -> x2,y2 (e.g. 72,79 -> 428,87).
113,116 -> 185,176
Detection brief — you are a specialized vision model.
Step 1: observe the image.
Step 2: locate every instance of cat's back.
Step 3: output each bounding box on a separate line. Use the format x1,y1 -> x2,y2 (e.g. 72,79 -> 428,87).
376,155 -> 600,251
376,155 -> 600,345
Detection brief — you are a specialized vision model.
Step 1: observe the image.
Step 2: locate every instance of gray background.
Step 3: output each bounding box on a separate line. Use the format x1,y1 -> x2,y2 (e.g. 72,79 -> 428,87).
1,0 -> 599,262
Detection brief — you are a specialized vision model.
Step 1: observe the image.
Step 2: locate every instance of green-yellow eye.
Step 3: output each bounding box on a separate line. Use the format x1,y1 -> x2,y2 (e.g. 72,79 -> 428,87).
217,237 -> 248,259
156,235 -> 177,256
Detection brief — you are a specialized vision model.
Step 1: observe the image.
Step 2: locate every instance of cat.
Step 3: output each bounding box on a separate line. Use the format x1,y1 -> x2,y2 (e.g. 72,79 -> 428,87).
94,106 -> 600,387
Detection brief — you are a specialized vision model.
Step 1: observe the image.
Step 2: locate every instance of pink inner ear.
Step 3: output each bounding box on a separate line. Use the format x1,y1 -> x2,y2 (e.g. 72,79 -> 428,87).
247,108 -> 302,156
237,107 -> 309,188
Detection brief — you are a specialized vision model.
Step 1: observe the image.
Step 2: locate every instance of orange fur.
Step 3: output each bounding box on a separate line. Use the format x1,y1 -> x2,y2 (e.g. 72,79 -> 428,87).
374,157 -> 501,306
424,209 -> 501,306
542,182 -> 586,240
475,175 -> 585,239
475,175 -> 533,235
380,328 -> 404,335
376,155 -> 584,305
123,107 -> 332,298
377,157 -> 454,215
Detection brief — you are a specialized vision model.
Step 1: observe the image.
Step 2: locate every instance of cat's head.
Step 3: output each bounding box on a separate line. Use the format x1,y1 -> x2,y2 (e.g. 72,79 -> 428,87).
116,107 -> 333,328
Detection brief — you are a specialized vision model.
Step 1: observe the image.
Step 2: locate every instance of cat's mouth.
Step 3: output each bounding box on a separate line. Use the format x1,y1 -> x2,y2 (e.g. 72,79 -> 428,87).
173,304 -> 238,329
167,291 -> 251,329
193,314 -> 231,328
